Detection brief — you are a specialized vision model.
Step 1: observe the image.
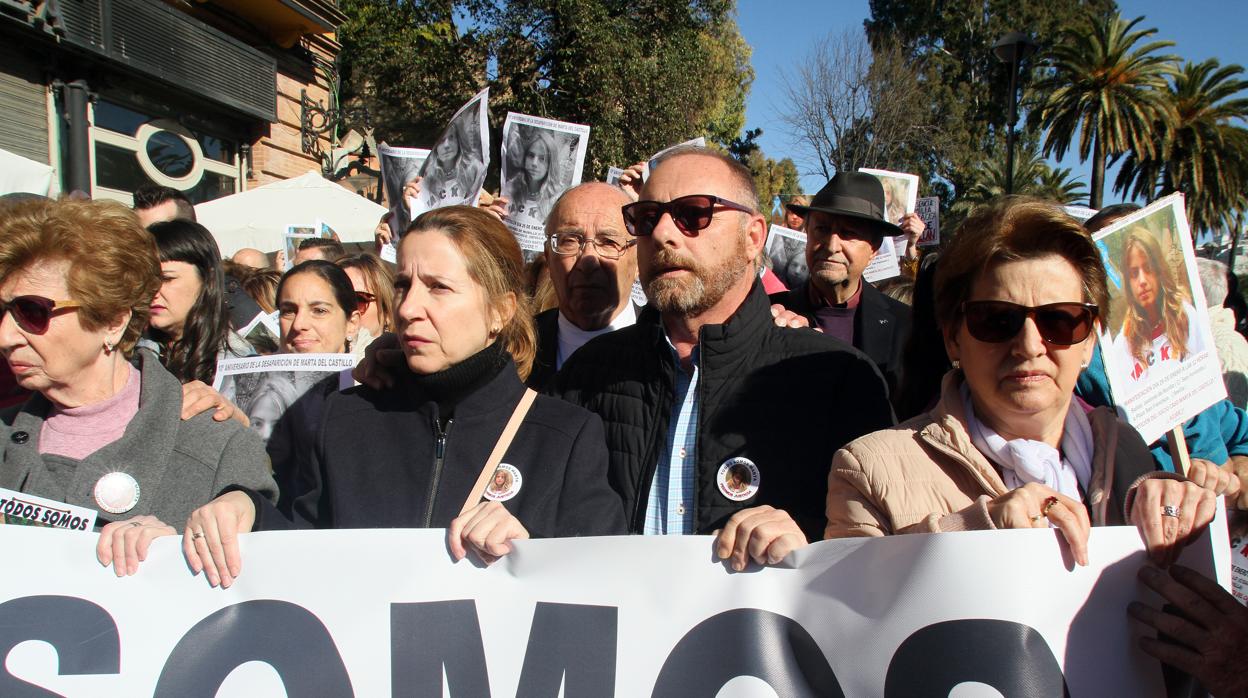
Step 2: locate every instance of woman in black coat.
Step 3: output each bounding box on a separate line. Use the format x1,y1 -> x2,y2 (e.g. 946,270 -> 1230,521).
184,207 -> 625,587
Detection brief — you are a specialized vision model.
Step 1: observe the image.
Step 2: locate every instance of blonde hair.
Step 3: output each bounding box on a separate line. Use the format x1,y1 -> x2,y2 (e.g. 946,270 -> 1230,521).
0,198 -> 160,355
1121,227 -> 1191,362
406,207 -> 536,378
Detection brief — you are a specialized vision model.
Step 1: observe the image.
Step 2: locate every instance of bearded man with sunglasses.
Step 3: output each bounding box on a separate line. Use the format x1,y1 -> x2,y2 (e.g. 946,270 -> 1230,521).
770,172 -> 912,401
552,147 -> 894,569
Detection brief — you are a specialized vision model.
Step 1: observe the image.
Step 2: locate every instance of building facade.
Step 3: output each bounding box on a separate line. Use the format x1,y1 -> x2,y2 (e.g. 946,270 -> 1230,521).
0,0 -> 349,204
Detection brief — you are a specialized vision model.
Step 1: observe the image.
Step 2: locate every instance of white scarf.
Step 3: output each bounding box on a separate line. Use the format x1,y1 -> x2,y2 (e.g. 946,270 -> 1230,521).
961,382 -> 1094,502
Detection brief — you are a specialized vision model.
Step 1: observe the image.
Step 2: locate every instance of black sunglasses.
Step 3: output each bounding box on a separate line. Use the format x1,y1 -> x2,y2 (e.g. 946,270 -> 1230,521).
0,295 -> 82,335
621,194 -> 754,237
962,301 -> 1098,346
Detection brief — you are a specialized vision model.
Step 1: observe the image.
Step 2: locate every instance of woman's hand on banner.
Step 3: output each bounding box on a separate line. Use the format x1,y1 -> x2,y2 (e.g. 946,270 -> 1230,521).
96,515 -> 177,576
986,483 -> 1090,567
715,505 -> 807,571
1129,478 -> 1216,568
181,380 -> 247,425
183,491 -> 257,589
480,195 -> 509,222
448,501 -> 529,565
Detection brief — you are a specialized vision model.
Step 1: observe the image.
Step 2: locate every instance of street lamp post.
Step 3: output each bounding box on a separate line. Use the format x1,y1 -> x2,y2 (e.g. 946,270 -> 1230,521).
993,32 -> 1039,196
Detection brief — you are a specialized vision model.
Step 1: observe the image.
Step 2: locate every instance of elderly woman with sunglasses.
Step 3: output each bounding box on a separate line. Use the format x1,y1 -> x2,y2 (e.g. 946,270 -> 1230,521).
825,198 -> 1215,568
0,198 -> 276,574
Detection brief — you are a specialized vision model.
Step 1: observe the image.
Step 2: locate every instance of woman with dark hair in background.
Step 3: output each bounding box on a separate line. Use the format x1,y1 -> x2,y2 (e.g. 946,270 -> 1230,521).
276,260 -> 360,355
145,220 -> 251,385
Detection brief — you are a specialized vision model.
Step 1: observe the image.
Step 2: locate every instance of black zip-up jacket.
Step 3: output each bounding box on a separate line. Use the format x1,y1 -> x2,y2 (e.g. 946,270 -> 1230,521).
550,282 -> 896,541
247,356 -> 626,538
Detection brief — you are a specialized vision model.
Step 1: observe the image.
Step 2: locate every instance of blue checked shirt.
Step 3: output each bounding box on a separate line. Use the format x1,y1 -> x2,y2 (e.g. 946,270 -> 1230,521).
644,341 -> 699,535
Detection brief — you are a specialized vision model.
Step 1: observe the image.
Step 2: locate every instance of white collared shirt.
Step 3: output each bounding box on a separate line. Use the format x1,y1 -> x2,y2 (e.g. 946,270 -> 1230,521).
555,302 -> 638,369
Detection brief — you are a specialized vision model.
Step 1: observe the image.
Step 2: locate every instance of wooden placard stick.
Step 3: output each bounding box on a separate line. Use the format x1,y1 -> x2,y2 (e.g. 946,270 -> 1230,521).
1166,425 -> 1191,477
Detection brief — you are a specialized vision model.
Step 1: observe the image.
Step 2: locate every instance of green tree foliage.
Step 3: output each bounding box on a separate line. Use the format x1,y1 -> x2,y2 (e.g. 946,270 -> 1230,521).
866,0 -> 1114,203
337,0 -> 753,181
949,139 -> 1086,226
744,151 -> 801,218
1115,59 -> 1248,233
1030,13 -> 1178,208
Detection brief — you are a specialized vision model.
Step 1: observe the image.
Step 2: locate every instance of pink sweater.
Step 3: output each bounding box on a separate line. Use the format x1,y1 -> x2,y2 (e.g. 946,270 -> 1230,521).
40,364 -> 141,459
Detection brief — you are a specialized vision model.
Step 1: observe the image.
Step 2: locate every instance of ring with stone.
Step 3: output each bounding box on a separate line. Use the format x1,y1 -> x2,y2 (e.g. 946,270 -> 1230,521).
130,521 -> 143,527
1161,504 -> 1181,518
192,532 -> 205,541
1041,496 -> 1059,515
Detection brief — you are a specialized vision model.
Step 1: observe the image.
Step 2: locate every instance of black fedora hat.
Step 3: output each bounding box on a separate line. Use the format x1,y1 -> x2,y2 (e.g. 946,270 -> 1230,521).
786,171 -> 904,241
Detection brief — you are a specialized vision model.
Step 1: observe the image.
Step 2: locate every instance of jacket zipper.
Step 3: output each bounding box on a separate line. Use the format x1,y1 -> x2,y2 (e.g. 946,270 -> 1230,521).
423,416 -> 454,528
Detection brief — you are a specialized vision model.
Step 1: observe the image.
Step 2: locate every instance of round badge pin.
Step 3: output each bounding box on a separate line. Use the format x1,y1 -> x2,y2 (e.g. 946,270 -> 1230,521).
483,463 -> 522,502
717,457 -> 760,501
93,472 -> 140,514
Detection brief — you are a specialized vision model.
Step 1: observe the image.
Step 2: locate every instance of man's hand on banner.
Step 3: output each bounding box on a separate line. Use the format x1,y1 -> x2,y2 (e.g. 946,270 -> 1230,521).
898,213 -> 924,261
1129,477 -> 1216,568
715,505 -> 807,571
986,483 -> 1090,567
183,491 -> 257,589
1129,564 -> 1248,698
181,381 -> 248,426
96,515 -> 177,577
448,501 -> 529,565
352,332 -> 404,390
1186,458 -> 1240,499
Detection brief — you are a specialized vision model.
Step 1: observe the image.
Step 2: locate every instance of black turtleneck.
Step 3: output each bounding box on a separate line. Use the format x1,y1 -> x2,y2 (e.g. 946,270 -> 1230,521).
408,341 -> 509,421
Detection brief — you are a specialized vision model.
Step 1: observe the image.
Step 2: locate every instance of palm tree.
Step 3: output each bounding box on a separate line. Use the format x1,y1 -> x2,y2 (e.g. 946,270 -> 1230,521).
1034,166 -> 1088,205
1115,59 -> 1248,233
1030,13 -> 1178,208
950,141 -> 1085,225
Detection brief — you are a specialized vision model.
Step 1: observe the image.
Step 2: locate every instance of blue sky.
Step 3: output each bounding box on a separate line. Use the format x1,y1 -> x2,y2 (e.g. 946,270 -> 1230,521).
737,0 -> 1248,206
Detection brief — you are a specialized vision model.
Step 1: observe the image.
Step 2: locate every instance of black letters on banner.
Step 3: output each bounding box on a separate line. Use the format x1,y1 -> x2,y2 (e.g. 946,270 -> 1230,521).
884,619 -> 1070,697
152,599 -> 353,697
0,595 -> 121,698
516,602 -> 617,697
651,608 -> 845,697
391,600 -> 491,697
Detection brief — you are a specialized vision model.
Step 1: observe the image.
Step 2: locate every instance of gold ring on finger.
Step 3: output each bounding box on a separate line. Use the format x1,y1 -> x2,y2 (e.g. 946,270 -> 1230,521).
1030,513 -> 1046,524
1041,496 -> 1059,515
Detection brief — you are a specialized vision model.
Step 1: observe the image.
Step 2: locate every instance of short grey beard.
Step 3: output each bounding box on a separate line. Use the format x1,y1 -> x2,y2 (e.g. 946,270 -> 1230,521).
646,255 -> 748,318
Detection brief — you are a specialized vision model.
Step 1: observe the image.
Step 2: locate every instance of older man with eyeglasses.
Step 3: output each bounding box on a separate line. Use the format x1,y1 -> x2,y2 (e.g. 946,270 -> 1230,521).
527,183 -> 641,390
550,146 -> 894,569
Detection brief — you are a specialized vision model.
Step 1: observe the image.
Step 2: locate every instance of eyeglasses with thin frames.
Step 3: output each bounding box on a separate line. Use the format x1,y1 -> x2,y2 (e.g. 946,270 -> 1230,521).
547,233 -> 637,260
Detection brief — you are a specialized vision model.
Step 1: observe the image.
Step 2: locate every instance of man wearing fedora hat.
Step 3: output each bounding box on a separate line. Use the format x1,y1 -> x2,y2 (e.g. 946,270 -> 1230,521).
772,172 -> 913,400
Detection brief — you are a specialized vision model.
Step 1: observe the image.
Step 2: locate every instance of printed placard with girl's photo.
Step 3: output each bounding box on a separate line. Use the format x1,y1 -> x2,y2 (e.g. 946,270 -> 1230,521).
413,88 -> 490,216
860,167 -> 919,263
764,225 -> 808,290
377,144 -> 430,259
1092,193 -> 1225,444
213,354 -> 357,444
500,113 -> 591,253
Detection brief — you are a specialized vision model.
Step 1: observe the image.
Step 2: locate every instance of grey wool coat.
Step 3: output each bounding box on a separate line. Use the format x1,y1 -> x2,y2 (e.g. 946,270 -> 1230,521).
0,350 -> 277,529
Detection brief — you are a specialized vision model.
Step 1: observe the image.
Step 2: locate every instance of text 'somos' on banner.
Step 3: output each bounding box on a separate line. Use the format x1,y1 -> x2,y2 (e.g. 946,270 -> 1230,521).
0,521 -> 1230,696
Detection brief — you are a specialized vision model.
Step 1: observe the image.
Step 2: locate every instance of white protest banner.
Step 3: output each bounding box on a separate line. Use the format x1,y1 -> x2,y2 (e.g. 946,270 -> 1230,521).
915,195 -> 940,247
377,144 -> 430,237
0,522 -> 1227,696
212,354 -> 357,444
0,487 -> 96,532
415,88 -> 490,215
1093,193 -> 1226,444
500,113 -> 591,253
764,224 -> 807,289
